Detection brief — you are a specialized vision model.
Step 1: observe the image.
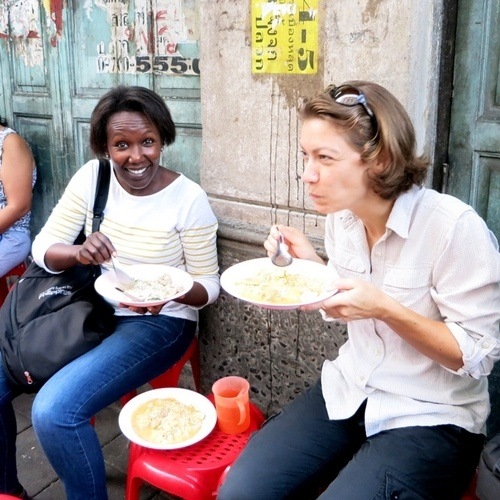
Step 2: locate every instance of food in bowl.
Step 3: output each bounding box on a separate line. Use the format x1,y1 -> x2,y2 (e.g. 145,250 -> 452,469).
131,397 -> 206,445
126,273 -> 183,302
233,268 -> 326,304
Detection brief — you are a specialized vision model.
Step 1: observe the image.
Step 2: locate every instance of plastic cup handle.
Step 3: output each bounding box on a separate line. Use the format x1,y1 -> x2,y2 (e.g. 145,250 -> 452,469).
236,390 -> 247,426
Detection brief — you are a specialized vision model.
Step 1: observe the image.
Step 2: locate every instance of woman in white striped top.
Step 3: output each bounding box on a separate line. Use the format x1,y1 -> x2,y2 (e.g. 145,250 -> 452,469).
0,86 -> 219,500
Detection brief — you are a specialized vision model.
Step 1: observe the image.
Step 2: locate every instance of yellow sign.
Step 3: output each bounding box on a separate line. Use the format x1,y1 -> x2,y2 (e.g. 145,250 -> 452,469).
251,1 -> 319,74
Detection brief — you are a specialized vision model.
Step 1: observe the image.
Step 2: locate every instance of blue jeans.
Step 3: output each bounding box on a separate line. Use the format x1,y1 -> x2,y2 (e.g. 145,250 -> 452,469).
0,314 -> 196,499
0,229 -> 31,276
218,379 -> 485,500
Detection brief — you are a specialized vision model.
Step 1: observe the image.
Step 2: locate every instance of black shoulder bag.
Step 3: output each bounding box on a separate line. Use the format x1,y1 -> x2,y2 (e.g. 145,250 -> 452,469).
0,159 -> 116,392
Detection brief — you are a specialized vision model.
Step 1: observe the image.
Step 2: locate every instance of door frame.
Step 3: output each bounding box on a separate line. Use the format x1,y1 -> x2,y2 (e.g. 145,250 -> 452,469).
431,0 -> 459,194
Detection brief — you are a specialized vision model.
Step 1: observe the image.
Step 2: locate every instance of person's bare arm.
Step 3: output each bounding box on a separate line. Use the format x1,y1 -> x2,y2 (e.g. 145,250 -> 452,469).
379,295 -> 463,370
174,281 -> 209,307
0,133 -> 34,233
43,232 -> 116,272
305,278 -> 464,371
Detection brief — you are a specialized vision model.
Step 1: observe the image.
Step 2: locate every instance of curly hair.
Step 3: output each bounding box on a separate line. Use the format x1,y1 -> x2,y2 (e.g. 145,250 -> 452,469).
299,81 -> 429,200
89,86 -> 176,158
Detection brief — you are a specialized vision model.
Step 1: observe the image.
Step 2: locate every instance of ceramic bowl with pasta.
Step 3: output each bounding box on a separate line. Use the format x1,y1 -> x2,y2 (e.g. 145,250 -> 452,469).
94,264 -> 194,307
118,388 -> 217,449
221,258 -> 338,310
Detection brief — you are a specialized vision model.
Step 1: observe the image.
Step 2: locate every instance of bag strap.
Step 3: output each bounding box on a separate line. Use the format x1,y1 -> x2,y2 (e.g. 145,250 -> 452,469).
91,159 -> 111,233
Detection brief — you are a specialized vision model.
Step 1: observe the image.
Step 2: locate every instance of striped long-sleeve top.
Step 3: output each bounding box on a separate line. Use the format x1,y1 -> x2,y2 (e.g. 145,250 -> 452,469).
32,159 -> 219,321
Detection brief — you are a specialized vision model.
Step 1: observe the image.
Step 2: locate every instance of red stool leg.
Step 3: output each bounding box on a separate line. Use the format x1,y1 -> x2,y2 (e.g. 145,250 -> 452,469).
217,466 -> 232,492
125,473 -> 143,500
125,444 -> 149,500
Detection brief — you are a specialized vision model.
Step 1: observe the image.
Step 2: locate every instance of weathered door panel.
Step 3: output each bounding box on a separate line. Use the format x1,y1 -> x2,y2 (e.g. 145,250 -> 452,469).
448,0 -> 500,438
448,0 -> 500,241
0,0 -> 68,232
0,0 -> 201,236
69,1 -> 201,178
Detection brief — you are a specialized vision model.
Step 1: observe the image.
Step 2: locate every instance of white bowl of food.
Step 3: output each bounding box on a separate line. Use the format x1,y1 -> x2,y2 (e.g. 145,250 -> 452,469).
118,387 -> 217,450
220,257 -> 338,310
95,264 -> 194,307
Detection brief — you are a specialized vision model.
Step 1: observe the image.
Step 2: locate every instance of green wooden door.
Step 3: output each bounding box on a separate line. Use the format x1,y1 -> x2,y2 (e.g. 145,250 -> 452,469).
448,0 -> 500,438
448,0 -> 500,242
0,0 -> 201,236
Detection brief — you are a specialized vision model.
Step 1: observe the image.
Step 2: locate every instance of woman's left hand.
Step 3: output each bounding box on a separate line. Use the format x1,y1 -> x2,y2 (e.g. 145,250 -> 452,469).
120,303 -> 165,315
301,277 -> 390,322
304,277 -> 466,371
119,293 -> 186,315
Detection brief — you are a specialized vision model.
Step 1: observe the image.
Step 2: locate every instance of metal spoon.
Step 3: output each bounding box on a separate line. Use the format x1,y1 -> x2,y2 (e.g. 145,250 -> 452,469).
110,255 -> 135,288
114,287 -> 143,302
271,228 -> 293,267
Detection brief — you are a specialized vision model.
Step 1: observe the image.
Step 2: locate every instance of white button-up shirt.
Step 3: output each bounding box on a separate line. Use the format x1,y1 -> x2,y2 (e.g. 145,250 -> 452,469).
321,186 -> 500,436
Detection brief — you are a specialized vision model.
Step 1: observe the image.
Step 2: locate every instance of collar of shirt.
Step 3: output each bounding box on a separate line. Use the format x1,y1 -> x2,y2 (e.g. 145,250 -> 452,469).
385,186 -> 424,239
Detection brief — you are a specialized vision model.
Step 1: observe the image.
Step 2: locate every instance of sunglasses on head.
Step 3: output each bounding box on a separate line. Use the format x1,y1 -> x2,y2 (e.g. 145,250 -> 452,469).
326,84 -> 378,136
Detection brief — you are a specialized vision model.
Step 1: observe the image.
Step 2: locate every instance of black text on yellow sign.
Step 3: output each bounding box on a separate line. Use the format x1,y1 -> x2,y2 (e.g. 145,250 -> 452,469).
251,0 -> 319,74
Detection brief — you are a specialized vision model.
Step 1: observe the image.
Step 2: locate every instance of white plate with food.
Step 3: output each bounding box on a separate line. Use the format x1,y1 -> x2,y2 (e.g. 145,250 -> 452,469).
118,387 -> 217,450
95,264 -> 194,307
220,257 -> 338,310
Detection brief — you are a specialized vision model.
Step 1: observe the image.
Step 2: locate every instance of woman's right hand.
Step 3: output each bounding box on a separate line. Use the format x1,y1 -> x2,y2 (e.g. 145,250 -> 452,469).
76,231 -> 115,266
43,232 -> 116,272
263,225 -> 324,264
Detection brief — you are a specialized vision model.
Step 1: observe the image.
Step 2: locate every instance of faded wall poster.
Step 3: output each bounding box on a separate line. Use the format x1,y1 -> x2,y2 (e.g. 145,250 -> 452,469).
92,0 -> 199,76
251,0 -> 318,74
0,0 -> 45,67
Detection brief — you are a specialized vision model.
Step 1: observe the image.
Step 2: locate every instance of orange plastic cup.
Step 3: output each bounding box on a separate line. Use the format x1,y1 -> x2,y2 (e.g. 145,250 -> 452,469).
212,376 -> 251,434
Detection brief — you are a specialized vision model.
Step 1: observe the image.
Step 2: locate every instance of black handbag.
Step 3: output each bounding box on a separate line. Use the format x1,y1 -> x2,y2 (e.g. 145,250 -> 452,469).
0,159 -> 116,392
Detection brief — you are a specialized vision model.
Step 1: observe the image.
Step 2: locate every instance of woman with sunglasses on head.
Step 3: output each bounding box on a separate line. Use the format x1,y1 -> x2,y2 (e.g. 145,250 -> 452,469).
218,81 -> 500,499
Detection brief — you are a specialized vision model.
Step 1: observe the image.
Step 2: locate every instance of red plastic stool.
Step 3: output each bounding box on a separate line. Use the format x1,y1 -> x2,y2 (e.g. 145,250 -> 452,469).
91,336 -> 200,426
0,261 -> 27,305
125,396 -> 265,500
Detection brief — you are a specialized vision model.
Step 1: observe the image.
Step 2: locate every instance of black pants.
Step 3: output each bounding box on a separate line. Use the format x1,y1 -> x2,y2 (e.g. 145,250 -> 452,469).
218,379 -> 485,500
